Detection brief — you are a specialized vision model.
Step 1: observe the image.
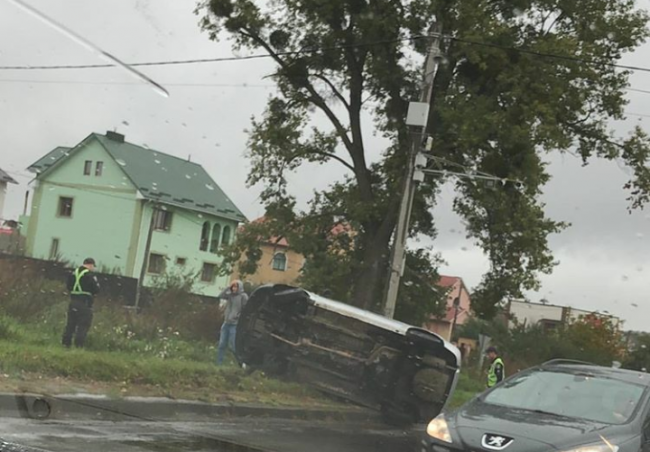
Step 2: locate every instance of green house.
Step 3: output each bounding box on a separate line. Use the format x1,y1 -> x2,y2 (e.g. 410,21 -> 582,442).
23,131 -> 246,297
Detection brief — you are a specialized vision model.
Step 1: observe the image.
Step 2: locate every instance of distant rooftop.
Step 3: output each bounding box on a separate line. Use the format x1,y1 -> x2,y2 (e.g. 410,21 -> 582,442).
0,168 -> 18,185
437,275 -> 461,288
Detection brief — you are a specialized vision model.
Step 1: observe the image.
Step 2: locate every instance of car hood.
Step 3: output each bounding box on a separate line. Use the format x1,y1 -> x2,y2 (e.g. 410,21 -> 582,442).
446,401 -> 633,451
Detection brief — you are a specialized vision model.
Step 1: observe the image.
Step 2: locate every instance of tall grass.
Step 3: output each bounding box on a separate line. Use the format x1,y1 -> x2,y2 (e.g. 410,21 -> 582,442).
0,260 -> 223,360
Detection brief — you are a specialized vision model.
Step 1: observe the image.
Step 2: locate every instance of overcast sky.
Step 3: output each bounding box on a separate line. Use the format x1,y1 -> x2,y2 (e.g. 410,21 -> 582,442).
1,0 -> 650,330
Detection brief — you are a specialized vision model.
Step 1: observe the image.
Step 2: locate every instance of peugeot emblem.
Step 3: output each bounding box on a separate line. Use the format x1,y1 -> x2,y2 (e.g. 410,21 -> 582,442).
481,434 -> 514,451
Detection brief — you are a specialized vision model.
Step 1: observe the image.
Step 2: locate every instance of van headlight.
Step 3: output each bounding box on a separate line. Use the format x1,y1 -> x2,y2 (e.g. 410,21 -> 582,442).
426,415 -> 452,443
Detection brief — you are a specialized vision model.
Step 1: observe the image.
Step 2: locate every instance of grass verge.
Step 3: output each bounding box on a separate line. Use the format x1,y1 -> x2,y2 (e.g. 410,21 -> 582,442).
0,340 -> 342,408
446,371 -> 484,410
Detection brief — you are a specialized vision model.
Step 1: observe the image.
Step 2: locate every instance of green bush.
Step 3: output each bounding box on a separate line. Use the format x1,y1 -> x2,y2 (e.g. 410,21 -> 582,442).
456,314 -> 625,374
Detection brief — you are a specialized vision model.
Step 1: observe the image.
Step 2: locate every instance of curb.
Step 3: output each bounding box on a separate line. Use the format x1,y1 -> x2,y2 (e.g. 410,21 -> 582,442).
0,392 -> 381,423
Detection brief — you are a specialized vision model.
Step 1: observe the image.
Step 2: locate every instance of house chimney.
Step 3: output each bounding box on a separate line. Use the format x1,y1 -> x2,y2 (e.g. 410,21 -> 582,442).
106,131 -> 125,143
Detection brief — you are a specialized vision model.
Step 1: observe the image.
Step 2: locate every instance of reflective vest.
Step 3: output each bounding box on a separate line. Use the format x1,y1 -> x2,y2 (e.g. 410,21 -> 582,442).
71,268 -> 92,296
487,357 -> 505,388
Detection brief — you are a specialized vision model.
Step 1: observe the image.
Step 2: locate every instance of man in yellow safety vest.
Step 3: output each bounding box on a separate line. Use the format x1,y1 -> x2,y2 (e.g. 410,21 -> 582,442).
62,258 -> 100,348
486,346 -> 505,388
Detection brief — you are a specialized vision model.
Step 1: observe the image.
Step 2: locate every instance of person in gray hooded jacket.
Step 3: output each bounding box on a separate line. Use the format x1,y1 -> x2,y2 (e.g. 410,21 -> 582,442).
216,280 -> 248,365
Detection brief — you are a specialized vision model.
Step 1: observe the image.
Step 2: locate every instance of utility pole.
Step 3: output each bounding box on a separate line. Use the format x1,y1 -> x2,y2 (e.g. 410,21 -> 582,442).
450,283 -> 463,336
134,203 -> 156,310
383,23 -> 443,318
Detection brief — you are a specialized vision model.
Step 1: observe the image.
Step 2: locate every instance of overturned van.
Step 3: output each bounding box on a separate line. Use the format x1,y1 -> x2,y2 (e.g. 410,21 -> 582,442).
235,284 -> 461,425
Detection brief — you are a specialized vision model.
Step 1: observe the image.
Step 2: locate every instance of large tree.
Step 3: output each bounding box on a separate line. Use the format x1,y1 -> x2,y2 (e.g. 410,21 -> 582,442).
198,0 -> 650,318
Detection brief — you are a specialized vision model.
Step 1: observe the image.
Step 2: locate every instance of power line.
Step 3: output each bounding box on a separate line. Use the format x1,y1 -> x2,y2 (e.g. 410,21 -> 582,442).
626,87 -> 650,95
1,77 -> 649,100
38,180 -> 225,227
0,79 -> 274,88
627,111 -> 650,119
1,168 -> 34,180
447,35 -> 650,74
1,32 -> 650,76
0,36 -> 423,71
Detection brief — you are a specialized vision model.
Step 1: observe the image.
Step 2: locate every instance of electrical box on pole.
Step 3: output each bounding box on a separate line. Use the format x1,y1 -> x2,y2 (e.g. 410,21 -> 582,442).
413,152 -> 428,182
406,102 -> 430,128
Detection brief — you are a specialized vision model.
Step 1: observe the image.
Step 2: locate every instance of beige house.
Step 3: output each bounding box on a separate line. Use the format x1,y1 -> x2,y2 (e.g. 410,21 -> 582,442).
233,218 -> 305,286
424,275 -> 472,341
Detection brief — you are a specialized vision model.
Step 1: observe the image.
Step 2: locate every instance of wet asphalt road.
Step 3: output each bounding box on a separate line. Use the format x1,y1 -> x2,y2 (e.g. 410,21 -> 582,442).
0,417 -> 422,452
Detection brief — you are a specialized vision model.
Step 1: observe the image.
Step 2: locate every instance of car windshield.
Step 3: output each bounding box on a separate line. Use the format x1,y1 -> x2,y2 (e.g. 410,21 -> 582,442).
5,0 -> 650,451
483,370 -> 646,425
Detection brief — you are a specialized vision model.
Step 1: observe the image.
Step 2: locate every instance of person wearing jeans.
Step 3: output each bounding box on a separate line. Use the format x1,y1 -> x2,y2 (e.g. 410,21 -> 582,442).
216,280 -> 248,365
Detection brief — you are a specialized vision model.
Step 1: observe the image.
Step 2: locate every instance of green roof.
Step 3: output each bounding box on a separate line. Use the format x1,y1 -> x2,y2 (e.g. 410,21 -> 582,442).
28,146 -> 72,174
28,132 -> 246,223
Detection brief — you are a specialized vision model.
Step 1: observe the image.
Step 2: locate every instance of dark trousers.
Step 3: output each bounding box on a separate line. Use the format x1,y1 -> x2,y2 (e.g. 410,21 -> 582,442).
62,298 -> 93,348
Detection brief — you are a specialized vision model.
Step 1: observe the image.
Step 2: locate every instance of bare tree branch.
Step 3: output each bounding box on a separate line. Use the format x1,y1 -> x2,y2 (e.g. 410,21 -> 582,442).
239,28 -> 357,158
311,72 -> 350,110
543,12 -> 565,36
284,149 -> 355,172
312,151 -> 356,171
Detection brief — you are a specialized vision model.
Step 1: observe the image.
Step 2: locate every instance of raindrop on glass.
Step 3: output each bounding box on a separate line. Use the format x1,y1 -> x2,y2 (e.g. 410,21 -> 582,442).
155,160 -> 161,164
116,159 -> 127,166
122,121 -> 130,126
185,175 -> 192,180
206,184 -> 215,191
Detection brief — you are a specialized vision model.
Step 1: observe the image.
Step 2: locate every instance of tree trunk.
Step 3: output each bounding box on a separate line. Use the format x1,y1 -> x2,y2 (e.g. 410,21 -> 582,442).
351,233 -> 391,311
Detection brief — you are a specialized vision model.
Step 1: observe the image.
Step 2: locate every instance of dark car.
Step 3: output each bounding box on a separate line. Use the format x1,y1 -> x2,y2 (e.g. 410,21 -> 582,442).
235,284 -> 461,425
423,360 -> 650,452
